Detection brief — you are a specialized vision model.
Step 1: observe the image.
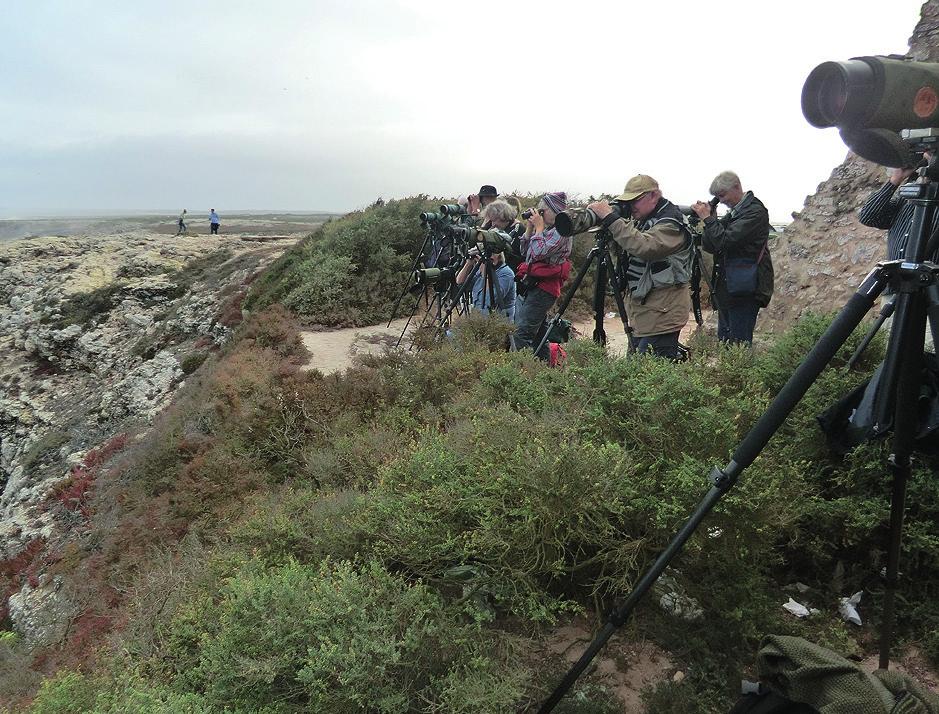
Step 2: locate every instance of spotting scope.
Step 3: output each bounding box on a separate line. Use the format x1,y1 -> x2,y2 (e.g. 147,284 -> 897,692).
802,55 -> 939,166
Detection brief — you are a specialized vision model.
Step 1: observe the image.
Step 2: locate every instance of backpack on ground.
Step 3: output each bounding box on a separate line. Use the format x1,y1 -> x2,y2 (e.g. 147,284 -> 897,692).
729,636 -> 939,714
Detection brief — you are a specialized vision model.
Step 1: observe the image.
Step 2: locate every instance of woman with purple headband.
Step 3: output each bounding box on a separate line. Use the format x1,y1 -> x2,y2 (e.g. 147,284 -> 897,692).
512,191 -> 573,359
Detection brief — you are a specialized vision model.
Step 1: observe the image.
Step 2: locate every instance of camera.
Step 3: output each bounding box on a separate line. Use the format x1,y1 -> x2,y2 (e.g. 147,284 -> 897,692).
555,201 -> 631,238
440,203 -> 466,217
802,55 -> 939,167
420,211 -> 445,223
679,197 -> 720,227
446,224 -> 477,242
412,265 -> 457,290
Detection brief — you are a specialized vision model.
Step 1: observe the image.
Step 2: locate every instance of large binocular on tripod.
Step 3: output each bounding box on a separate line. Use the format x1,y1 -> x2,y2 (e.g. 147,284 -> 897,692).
802,55 -> 939,167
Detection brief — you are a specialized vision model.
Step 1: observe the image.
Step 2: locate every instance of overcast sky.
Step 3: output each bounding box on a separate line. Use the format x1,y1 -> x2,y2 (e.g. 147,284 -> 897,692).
0,0 -> 926,221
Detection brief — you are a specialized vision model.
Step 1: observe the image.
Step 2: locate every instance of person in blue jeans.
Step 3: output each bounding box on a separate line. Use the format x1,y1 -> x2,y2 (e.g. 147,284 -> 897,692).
455,200 -> 517,319
692,171 -> 774,346
455,248 -> 516,320
209,209 -> 220,235
176,209 -> 187,236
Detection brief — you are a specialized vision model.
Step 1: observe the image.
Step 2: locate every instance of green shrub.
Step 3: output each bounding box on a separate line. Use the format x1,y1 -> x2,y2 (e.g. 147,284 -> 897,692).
281,251 -> 357,319
27,669 -> 209,714
170,559 -> 528,713
53,283 -> 124,328
245,197 -> 441,326
178,351 -> 208,375
33,302 -> 939,711
230,487 -> 366,568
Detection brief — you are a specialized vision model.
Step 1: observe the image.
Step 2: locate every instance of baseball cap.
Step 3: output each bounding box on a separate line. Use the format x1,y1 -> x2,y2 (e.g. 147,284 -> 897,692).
615,175 -> 659,202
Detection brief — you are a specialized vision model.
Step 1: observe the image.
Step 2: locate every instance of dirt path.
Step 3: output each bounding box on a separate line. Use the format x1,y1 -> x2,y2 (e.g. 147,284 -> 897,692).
571,315 -> 705,355
543,619 -> 675,711
300,319 -> 410,374
300,316 -> 709,375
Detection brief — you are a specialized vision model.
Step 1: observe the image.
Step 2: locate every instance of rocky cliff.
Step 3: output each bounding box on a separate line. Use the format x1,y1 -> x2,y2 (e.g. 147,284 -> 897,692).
0,230 -> 297,645
764,0 -> 939,329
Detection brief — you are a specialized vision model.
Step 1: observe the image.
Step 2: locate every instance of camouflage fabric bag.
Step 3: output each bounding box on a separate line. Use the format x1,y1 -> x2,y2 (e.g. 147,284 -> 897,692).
730,636 -> 939,714
545,317 -> 572,344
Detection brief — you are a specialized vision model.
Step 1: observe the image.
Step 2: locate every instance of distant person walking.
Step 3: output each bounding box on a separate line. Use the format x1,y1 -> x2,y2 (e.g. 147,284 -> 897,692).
209,209 -> 220,235
176,209 -> 188,236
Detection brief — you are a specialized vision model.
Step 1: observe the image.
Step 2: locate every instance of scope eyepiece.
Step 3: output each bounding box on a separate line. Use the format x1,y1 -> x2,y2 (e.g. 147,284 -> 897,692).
801,59 -> 877,128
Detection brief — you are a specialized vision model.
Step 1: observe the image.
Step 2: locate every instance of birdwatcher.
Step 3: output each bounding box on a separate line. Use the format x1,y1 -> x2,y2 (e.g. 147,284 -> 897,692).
858,154 -> 939,264
513,192 -> 572,359
692,171 -> 774,346
467,184 -> 499,217
587,175 -> 692,359
456,200 -> 518,320
455,201 -> 517,322
209,208 -> 220,235
176,209 -> 188,236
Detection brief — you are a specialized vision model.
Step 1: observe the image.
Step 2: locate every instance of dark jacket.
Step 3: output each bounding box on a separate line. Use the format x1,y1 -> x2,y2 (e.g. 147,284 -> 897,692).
701,191 -> 774,309
858,180 -> 939,262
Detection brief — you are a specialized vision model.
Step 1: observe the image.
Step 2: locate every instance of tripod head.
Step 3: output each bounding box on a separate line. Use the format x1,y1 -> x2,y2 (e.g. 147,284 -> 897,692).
923,157 -> 939,185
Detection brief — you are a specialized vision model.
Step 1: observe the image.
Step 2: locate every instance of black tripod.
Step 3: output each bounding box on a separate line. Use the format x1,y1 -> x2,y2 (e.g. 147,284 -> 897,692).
393,274 -> 472,349
533,227 -> 629,358
539,177 -> 939,712
431,246 -> 508,340
388,226 -> 434,329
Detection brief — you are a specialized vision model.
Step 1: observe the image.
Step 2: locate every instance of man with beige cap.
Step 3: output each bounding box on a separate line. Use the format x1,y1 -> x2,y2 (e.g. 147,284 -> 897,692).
587,175 -> 692,359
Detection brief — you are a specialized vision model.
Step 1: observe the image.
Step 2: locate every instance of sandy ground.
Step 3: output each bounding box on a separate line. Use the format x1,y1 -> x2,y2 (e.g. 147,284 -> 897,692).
544,619 -> 675,711
571,314 -> 704,356
299,315 -> 709,376
0,212 -> 338,242
300,319 -> 410,374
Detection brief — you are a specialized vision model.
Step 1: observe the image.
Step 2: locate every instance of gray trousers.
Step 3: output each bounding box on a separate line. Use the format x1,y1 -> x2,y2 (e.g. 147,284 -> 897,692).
513,287 -> 556,360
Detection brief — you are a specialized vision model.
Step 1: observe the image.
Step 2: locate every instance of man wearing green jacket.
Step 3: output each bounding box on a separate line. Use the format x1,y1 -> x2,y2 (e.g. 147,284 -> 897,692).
692,171 -> 774,346
588,174 -> 693,359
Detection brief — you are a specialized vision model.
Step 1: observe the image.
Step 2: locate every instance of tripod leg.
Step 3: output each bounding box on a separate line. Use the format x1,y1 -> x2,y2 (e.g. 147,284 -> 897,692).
878,295 -> 927,669
388,231 -> 433,326
847,298 -> 895,369
532,248 -> 599,358
538,266 -> 889,714
593,246 -> 608,346
603,252 -> 631,341
405,291 -> 442,352
394,290 -> 426,349
430,273 -> 477,342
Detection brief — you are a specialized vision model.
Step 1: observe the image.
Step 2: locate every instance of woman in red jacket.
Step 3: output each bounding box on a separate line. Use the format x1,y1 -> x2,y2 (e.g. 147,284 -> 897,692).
513,191 -> 572,359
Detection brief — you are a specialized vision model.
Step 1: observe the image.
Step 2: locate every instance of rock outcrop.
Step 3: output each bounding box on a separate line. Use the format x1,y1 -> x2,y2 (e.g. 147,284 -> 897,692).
0,230 -> 296,635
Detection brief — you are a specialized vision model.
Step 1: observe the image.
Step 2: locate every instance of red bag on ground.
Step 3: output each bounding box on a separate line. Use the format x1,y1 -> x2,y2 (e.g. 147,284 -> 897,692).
548,342 -> 567,368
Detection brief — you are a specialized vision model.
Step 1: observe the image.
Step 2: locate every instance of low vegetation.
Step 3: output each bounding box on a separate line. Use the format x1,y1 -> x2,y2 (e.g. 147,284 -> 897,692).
244,197 -> 439,326
244,194 -> 602,328
2,202 -> 937,713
